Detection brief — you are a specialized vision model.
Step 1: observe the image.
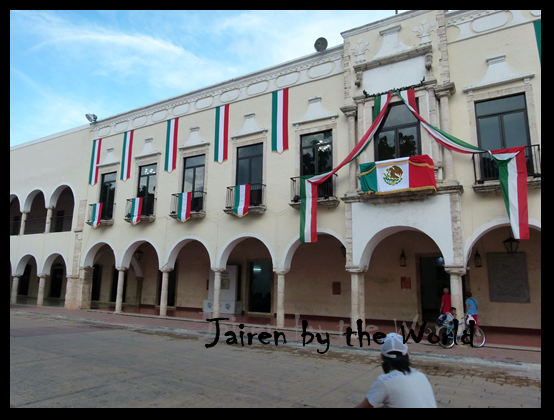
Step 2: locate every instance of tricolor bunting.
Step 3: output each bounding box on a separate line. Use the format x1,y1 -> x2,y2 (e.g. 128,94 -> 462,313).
271,88 -> 289,153
88,138 -> 102,185
176,192 -> 192,222
91,203 -> 103,228
233,184 -> 251,217
165,118 -> 179,172
299,93 -> 392,242
120,130 -> 134,181
129,197 -> 143,225
214,105 -> 229,163
490,147 -> 529,239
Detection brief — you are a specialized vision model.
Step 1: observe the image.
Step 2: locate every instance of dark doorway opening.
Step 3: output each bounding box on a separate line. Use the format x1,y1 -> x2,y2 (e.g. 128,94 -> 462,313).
249,261 -> 272,313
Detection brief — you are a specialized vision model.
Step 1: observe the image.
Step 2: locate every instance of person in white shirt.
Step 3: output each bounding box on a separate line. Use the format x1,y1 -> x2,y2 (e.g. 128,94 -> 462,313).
355,333 -> 437,408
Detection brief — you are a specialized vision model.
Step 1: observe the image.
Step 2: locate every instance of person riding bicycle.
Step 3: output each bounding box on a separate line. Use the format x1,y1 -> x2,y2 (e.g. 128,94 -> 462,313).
436,307 -> 457,328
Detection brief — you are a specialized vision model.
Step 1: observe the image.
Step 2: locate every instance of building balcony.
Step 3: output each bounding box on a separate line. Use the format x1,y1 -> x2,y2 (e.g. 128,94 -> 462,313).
471,144 -> 541,194
224,183 -> 266,215
124,196 -> 156,223
169,191 -> 207,220
86,202 -> 115,227
289,174 -> 339,209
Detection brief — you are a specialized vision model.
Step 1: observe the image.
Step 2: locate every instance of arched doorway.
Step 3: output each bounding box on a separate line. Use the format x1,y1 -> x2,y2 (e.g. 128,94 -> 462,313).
23,190 -> 47,235
48,186 -> 75,233
10,195 -> 22,235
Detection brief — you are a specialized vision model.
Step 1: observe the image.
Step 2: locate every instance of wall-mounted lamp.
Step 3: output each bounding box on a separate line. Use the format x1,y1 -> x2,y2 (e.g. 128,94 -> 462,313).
340,245 -> 347,258
503,237 -> 520,254
86,114 -> 98,123
399,250 -> 406,267
474,249 -> 482,268
134,249 -> 144,261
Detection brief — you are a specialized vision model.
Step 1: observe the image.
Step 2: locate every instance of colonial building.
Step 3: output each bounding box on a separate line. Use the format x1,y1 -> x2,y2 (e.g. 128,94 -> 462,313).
10,10 -> 541,332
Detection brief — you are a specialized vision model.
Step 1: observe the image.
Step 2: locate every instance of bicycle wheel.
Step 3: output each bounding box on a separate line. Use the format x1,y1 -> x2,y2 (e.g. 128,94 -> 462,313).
438,326 -> 455,349
472,326 -> 485,348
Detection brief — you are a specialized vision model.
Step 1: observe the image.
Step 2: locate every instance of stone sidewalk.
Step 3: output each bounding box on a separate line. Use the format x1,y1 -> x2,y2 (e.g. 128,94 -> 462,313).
10,309 -> 541,408
10,304 -> 541,365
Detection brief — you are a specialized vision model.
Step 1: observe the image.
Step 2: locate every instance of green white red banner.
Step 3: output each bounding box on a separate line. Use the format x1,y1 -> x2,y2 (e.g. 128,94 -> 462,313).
91,203 -> 102,228
129,197 -> 143,225
120,130 -> 134,181
272,88 -> 289,153
490,147 -> 529,239
176,192 -> 192,222
233,184 -> 251,217
88,138 -> 102,185
214,105 -> 229,163
165,118 -> 179,172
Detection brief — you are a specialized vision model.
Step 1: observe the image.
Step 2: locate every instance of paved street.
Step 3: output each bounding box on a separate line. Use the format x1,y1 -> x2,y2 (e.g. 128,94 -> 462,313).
10,311 -> 540,408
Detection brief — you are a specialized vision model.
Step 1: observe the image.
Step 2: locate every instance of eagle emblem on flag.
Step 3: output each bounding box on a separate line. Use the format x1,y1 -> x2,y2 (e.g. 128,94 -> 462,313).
383,165 -> 404,186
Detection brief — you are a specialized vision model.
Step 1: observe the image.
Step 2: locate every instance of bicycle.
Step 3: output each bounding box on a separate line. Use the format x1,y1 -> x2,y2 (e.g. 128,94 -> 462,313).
437,315 -> 485,349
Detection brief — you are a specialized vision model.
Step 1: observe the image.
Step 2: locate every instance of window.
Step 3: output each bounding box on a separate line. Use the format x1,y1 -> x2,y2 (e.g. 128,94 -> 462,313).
476,94 -> 532,180
301,130 -> 333,197
138,164 -> 156,216
374,102 -> 420,161
100,172 -> 116,219
236,144 -> 263,206
183,155 -> 205,212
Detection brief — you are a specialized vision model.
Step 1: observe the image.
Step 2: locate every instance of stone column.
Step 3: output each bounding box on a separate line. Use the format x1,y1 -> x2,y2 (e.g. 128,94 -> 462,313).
115,268 -> 126,314
44,207 -> 54,234
444,265 -> 466,322
347,266 -> 367,330
274,270 -> 288,328
435,83 -> 456,182
19,211 -> 28,235
65,268 -> 93,310
212,269 -> 224,319
11,276 -> 20,304
36,275 -> 47,307
159,269 -> 171,317
426,86 -> 442,179
340,105 -> 358,193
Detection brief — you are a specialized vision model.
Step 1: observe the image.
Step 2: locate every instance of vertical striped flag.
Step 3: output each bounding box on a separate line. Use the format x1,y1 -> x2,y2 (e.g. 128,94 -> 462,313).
91,203 -> 103,228
490,147 -> 529,239
233,184 -> 251,217
176,192 -> 192,222
272,88 -> 289,153
214,105 -> 229,163
129,197 -> 143,225
120,130 -> 134,181
165,118 -> 179,172
89,139 -> 102,185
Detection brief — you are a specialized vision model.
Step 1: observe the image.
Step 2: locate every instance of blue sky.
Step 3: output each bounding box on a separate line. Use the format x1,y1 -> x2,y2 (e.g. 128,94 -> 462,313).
10,10 -> 404,147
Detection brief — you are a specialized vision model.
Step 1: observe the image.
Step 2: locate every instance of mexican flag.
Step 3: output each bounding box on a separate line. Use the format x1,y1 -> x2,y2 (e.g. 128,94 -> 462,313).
490,147 -> 529,239
165,118 -> 179,172
214,105 -> 229,163
88,138 -> 102,185
129,197 -> 143,225
90,203 -> 103,228
360,155 -> 436,194
176,192 -> 192,222
120,130 -> 134,181
233,184 -> 250,217
271,88 -> 289,153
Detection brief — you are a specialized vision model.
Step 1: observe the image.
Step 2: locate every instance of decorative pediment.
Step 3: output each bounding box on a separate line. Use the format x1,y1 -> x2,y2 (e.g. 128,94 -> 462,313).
97,147 -> 119,167
179,126 -> 209,150
291,97 -> 338,127
135,138 -> 161,159
231,113 -> 267,141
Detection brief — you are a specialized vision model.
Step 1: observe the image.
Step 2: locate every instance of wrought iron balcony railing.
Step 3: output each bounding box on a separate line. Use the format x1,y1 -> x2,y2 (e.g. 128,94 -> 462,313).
224,183 -> 266,215
124,196 -> 156,223
86,202 -> 115,227
170,191 -> 207,219
289,174 -> 339,208
472,144 -> 541,184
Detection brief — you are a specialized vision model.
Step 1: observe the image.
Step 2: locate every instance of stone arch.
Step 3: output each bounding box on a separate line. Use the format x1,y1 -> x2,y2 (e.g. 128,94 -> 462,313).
22,189 -> 46,213
165,236 -> 214,271
47,184 -> 76,208
41,252 -> 69,276
463,217 -> 542,264
14,254 -> 38,276
280,228 -> 346,272
216,233 -> 276,270
357,225 -> 453,269
120,238 -> 162,270
82,240 -> 118,268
